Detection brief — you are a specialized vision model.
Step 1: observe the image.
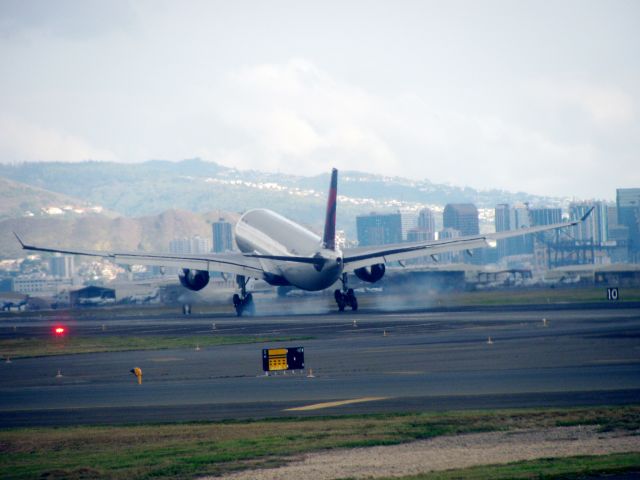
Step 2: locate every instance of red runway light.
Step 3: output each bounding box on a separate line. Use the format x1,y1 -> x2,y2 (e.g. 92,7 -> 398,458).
54,327 -> 65,335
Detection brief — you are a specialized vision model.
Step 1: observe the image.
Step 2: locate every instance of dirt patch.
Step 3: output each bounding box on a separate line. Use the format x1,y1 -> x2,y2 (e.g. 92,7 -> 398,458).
210,426 -> 640,480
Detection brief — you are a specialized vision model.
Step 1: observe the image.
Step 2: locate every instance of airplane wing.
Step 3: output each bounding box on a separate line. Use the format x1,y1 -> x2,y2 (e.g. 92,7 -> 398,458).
342,207 -> 593,272
14,233 -> 265,278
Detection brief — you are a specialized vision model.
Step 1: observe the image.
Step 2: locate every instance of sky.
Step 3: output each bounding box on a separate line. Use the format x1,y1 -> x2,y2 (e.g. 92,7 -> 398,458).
0,0 -> 638,200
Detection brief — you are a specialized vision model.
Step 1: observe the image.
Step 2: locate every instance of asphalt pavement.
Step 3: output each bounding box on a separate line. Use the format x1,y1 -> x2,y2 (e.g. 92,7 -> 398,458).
1,301 -> 639,427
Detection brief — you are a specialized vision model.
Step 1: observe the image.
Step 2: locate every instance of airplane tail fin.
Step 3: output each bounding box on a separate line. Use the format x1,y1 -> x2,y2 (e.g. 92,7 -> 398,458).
322,168 -> 338,250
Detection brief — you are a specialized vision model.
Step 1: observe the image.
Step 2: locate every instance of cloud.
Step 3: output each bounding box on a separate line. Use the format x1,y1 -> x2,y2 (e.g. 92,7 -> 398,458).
527,79 -> 635,127
202,58 -> 624,197
211,59 -> 398,174
0,115 -> 117,162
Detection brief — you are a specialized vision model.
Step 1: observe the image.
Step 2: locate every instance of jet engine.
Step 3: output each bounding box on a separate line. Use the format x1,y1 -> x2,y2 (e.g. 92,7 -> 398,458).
354,263 -> 386,283
178,269 -> 210,291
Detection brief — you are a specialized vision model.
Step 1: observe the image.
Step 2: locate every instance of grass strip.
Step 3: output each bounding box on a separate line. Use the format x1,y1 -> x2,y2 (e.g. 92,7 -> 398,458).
432,286 -> 640,307
0,405 -> 638,479
370,452 -> 640,480
0,335 -> 310,358
3,286 -> 640,323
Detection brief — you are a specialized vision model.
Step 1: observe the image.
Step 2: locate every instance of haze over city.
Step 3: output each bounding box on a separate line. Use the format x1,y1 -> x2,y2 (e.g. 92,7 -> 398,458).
1,0 -> 639,199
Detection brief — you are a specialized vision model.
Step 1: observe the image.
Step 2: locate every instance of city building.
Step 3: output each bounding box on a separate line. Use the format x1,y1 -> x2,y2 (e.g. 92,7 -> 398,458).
12,276 -> 73,296
169,235 -> 212,254
530,207 -> 562,227
399,210 -> 418,241
406,207 -> 437,244
356,212 -> 402,246
532,202 -> 621,268
569,201 -> 609,245
443,203 -> 480,263
443,204 -> 479,236
406,228 -> 433,242
494,203 -> 533,259
436,227 -> 461,263
417,208 -> 436,233
49,254 -> 74,278
212,218 -> 234,252
617,188 -> 640,261
607,205 -> 618,229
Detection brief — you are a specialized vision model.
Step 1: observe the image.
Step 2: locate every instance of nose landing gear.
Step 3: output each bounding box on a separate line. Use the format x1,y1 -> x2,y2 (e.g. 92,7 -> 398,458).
334,273 -> 358,312
233,276 -> 255,316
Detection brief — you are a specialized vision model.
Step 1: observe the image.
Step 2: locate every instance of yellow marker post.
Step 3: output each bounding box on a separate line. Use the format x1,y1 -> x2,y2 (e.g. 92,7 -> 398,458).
130,367 -> 143,384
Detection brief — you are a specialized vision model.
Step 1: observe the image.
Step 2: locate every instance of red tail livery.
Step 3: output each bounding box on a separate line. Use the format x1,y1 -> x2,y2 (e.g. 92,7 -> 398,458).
322,168 -> 338,250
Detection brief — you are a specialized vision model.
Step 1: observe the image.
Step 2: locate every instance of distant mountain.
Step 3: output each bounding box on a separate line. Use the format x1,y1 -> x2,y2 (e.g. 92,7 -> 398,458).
0,209 -> 239,259
0,177 -> 106,222
0,159 -> 567,244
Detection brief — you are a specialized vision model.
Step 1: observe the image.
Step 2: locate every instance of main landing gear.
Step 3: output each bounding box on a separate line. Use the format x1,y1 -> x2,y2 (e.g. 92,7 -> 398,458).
334,273 -> 358,312
233,275 -> 255,316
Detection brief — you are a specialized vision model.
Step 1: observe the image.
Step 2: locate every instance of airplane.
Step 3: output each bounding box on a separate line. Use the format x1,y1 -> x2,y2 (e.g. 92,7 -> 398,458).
14,169 -> 594,316
1,298 -> 27,312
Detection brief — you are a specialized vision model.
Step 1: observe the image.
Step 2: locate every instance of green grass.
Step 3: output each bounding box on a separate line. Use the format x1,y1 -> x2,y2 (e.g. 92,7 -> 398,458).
2,286 -> 639,323
1,406 -> 638,479
350,285 -> 640,311
368,452 -> 640,480
433,286 -> 640,307
0,335 -> 311,358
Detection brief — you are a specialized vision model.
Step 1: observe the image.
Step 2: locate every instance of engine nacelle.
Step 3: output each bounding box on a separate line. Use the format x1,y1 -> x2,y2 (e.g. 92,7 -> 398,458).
178,269 -> 210,291
354,263 -> 386,283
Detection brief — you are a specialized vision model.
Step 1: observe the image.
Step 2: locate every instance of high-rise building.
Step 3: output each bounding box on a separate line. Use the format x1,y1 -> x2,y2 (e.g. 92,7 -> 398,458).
494,204 -> 510,259
356,212 -> 402,246
530,208 -> 562,226
212,218 -> 234,252
169,238 -> 190,254
169,235 -> 212,254
417,208 -> 436,232
49,254 -> 74,278
443,204 -> 479,236
529,207 -> 563,270
443,203 -> 480,263
570,201 -> 609,245
607,205 -> 618,229
399,210 -> 418,241
192,235 -> 211,254
407,208 -> 437,243
494,204 -> 533,258
437,227 -> 461,263
407,228 -> 433,242
617,188 -> 640,260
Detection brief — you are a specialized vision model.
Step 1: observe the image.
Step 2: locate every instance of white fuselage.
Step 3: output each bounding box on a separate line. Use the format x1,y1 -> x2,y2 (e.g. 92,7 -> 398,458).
235,209 -> 343,291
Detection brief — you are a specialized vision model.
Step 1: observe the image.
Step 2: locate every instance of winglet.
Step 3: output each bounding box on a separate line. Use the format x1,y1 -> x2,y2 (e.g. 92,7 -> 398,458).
322,168 -> 338,250
581,206 -> 595,222
13,232 -> 26,249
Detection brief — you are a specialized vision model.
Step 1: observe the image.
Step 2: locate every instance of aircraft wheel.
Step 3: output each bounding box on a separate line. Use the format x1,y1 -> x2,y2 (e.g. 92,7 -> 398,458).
334,289 -> 346,311
346,289 -> 358,311
244,294 -> 255,316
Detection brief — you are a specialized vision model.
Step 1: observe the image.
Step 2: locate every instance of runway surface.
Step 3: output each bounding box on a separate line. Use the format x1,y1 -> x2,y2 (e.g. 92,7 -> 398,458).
1,301 -> 639,427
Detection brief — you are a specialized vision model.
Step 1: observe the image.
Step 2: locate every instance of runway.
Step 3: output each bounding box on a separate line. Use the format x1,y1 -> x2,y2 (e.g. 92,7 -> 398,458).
1,302 -> 639,427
